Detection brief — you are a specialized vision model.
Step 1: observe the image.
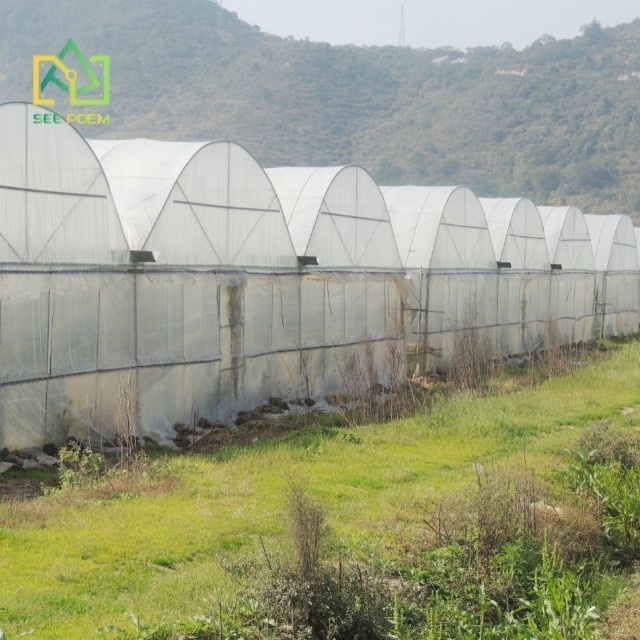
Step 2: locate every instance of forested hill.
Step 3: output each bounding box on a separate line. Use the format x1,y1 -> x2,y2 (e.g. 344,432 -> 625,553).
1,0 -> 640,217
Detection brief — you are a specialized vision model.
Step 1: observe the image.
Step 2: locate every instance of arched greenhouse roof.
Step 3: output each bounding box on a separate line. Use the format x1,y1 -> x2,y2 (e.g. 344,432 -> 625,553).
538,206 -> 595,271
584,214 -> 639,273
480,198 -> 550,270
90,138 -> 297,269
381,185 -> 495,271
635,228 -> 640,265
266,166 -> 401,271
0,102 -> 128,268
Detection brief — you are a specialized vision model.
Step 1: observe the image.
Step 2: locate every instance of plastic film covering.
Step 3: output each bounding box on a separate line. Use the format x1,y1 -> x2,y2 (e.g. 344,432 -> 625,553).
0,381 -> 47,450
549,272 -> 596,344
138,364 -> 221,438
539,207 -> 597,344
267,166 -> 402,270
494,272 -> 552,355
0,271 -> 134,449
481,198 -> 550,270
382,186 -> 496,270
0,102 -> 128,267
585,214 -> 640,337
585,214 -> 639,273
382,185 -> 498,370
539,207 -> 595,271
481,198 -> 551,354
1,269 -> 404,449
405,272 -> 499,370
90,139 -> 298,269
1,272 -> 134,383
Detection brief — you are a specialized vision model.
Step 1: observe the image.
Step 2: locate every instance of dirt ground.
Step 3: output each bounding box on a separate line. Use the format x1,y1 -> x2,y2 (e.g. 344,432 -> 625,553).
188,416 -> 321,453
0,471 -> 55,501
0,414 -> 319,499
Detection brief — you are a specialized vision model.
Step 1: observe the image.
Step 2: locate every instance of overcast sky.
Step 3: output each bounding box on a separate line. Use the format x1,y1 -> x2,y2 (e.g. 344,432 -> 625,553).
219,0 -> 639,50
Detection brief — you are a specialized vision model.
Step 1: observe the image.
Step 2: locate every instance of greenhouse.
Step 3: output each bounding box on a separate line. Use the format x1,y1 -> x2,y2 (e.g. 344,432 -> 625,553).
88,138 -> 312,441
90,139 -> 297,270
0,102 -> 130,450
0,110 -> 405,450
382,185 -> 499,370
267,166 -> 405,393
480,198 -> 551,355
538,206 -> 597,344
5,100 -> 640,452
584,214 -> 640,337
266,165 -> 401,271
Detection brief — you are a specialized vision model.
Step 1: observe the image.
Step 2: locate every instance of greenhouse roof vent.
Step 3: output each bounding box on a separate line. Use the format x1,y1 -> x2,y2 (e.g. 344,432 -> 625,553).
129,250 -> 157,264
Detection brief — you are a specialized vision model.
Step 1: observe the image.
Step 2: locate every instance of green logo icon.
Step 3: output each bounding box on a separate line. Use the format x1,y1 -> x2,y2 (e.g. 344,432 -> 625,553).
33,38 -> 110,107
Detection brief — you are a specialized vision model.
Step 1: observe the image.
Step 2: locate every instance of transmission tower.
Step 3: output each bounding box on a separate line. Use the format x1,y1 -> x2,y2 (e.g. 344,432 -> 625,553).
399,1 -> 405,47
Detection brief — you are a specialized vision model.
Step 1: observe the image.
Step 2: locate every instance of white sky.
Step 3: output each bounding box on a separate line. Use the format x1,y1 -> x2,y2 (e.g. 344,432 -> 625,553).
218,0 -> 640,50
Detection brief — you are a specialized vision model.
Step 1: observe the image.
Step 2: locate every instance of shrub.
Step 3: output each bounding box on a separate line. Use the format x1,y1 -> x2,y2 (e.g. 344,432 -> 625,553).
285,483 -> 328,583
447,324 -> 493,393
58,441 -> 107,489
263,562 -> 391,640
561,450 -> 640,564
252,483 -> 393,640
573,421 -> 638,468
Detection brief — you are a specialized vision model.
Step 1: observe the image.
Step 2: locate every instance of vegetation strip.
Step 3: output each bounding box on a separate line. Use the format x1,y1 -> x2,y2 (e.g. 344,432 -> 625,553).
0,339 -> 639,638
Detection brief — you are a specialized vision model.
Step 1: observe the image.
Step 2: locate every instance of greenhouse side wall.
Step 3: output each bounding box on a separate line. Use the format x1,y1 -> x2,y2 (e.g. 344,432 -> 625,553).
134,271 -> 406,440
549,271 -> 596,344
0,270 -> 406,450
495,271 -> 552,356
596,271 -> 640,338
405,270 -> 499,372
0,271 -> 134,449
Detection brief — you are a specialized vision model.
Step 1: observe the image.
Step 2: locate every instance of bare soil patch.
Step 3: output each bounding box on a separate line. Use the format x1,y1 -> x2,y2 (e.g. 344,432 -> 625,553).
189,416 -> 322,454
0,471 -> 55,501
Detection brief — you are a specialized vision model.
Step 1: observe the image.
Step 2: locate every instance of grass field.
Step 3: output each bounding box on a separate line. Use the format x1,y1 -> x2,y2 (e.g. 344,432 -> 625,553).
1,340 -> 640,638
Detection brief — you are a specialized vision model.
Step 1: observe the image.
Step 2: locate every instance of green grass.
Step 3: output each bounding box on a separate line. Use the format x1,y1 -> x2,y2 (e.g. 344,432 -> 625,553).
1,341 -> 640,638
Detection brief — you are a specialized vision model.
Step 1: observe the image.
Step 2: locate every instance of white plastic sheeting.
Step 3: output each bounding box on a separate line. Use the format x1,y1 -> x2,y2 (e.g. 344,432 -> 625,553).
0,102 -> 129,267
0,272 -> 135,448
585,214 -> 640,337
90,139 -> 298,269
267,166 -> 402,271
539,207 -> 597,344
382,186 -> 499,369
0,271 -> 405,449
481,198 -> 551,355
383,186 -> 496,270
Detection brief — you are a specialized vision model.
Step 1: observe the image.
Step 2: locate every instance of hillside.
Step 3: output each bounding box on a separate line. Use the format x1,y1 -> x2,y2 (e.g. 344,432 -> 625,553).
1,0 -> 639,216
